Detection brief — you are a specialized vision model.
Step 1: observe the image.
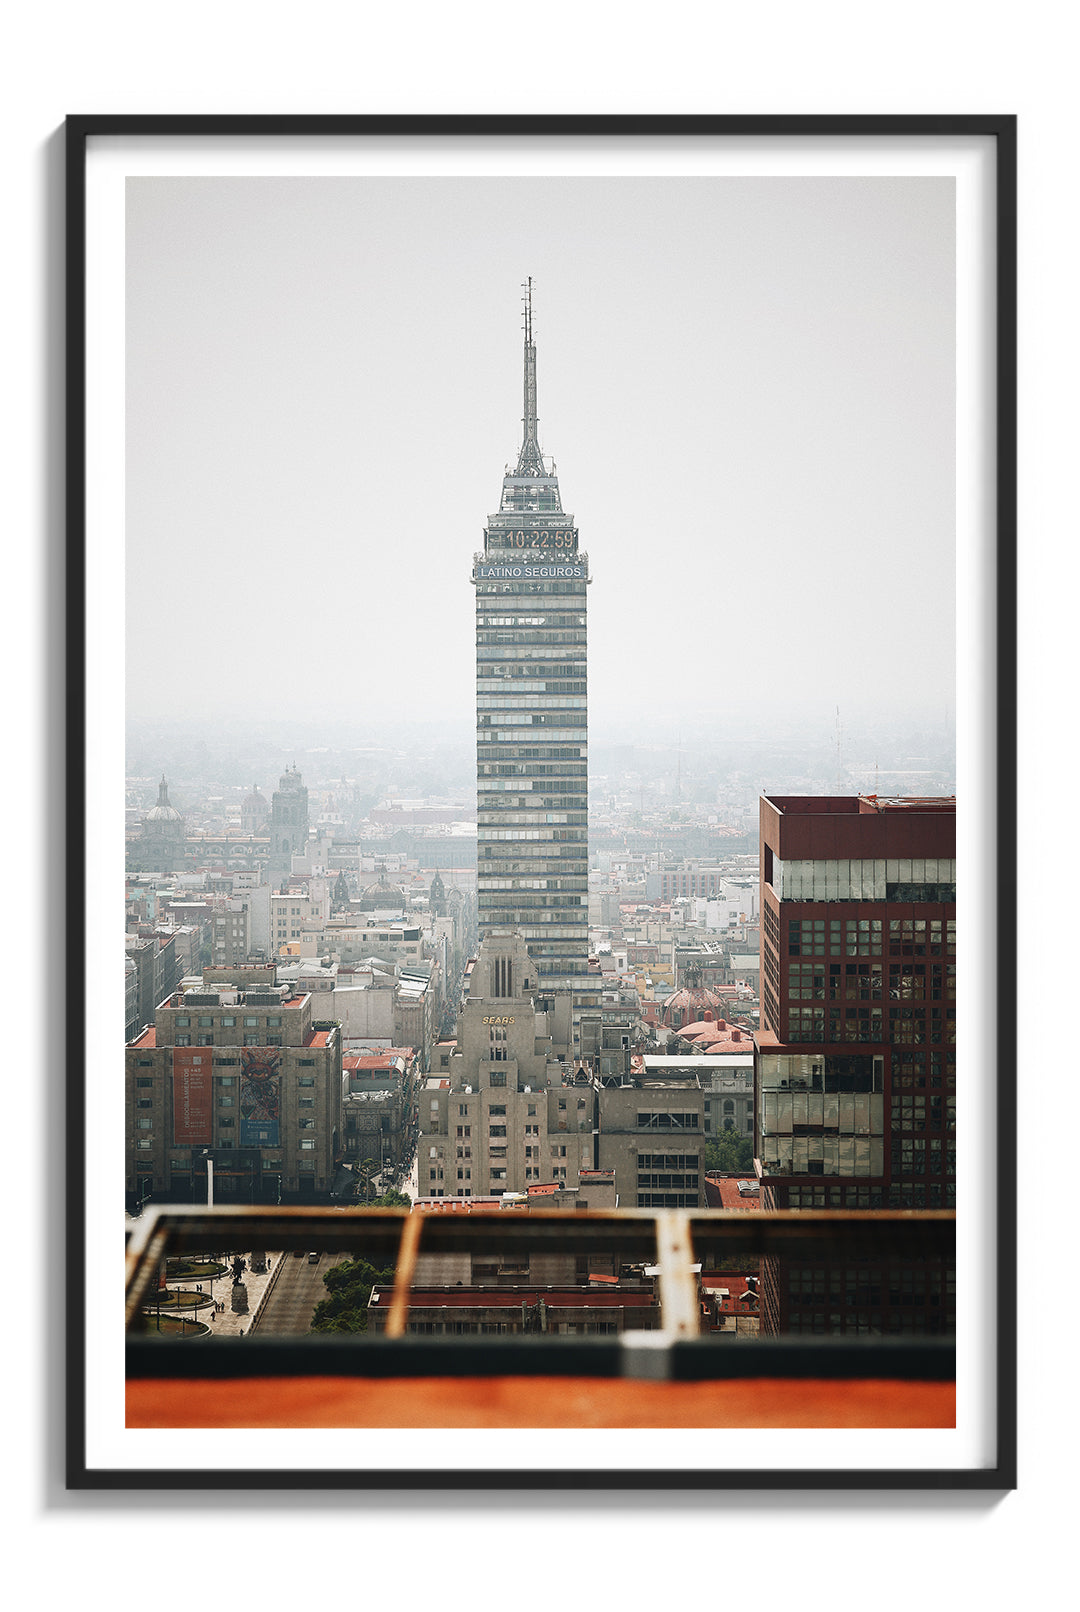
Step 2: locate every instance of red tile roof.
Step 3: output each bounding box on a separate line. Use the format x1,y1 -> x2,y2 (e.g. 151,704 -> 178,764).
699,1272 -> 759,1313
677,1018 -> 750,1050
703,1174 -> 761,1211
379,1287 -> 656,1309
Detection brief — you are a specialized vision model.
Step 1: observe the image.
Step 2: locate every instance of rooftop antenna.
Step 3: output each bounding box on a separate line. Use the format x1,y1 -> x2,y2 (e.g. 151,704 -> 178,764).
517,276 -> 544,477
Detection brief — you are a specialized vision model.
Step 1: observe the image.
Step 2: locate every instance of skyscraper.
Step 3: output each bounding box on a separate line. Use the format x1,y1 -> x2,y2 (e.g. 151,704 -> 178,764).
474,283 -> 590,1005
755,792 -> 956,1336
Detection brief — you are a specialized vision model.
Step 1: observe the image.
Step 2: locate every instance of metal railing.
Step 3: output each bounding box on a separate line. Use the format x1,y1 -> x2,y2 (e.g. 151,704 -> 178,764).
125,1206 -> 954,1385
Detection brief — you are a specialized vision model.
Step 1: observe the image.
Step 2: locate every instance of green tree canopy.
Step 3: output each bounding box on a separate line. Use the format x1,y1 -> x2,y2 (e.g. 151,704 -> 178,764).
702,1132 -> 755,1174
309,1257 -> 395,1334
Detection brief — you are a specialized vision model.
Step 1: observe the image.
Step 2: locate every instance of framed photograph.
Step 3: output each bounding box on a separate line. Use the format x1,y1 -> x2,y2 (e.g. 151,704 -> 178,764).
68,115 -> 1016,1490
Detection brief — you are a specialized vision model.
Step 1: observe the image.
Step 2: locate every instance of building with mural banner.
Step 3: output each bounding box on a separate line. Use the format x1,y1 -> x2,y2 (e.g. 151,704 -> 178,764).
125,978 -> 342,1210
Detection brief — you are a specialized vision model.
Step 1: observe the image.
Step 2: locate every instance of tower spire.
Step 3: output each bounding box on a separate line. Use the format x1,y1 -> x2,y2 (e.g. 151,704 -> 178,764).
516,276 -> 545,478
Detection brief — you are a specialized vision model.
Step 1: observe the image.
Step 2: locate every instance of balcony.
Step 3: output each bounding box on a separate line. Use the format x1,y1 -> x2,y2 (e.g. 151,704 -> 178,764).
125,1207 -> 954,1430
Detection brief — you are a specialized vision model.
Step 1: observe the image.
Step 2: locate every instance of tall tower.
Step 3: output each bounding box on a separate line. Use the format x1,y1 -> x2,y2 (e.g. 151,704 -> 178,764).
474,282 -> 590,1004
270,765 -> 309,875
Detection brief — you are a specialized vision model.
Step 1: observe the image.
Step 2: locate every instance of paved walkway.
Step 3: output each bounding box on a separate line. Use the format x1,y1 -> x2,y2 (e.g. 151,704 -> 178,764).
151,1252 -> 286,1338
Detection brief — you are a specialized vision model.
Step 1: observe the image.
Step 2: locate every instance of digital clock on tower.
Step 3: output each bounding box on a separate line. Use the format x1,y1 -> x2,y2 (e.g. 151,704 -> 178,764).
495,528 -> 576,549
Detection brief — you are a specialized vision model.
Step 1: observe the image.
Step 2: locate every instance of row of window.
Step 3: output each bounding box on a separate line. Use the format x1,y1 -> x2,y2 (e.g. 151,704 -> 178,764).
479,728 -> 588,744
477,632 -> 586,646
787,962 -> 955,1001
478,755 -> 587,769
135,1072 -> 316,1086
137,1139 -> 321,1152
477,812 -> 587,826
476,695 -> 587,710
174,1014 -> 283,1028
637,1174 -> 699,1190
775,859 -> 955,902
174,1034 -> 283,1047
788,919 -> 884,958
478,785 -> 587,800
637,1112 -> 700,1130
477,614 -> 586,628
891,1094 -> 956,1133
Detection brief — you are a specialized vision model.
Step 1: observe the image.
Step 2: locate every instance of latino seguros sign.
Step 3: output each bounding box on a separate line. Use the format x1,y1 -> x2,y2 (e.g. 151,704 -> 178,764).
476,562 -> 586,581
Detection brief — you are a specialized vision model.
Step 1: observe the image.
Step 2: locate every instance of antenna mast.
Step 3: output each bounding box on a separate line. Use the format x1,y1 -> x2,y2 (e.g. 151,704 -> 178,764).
517,276 -> 544,477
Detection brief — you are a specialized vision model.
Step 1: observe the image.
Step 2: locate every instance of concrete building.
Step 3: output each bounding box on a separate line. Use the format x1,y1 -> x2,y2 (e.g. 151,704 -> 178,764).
125,928 -> 186,1038
210,898 -> 253,968
271,890 -> 327,956
596,1067 -> 707,1209
474,282 -> 590,1008
135,774 -> 186,873
125,979 -> 343,1211
342,1049 -> 419,1180
643,1053 -> 754,1139
270,765 -> 309,874
648,863 -> 758,912
368,1281 -> 659,1337
418,931 -> 594,1200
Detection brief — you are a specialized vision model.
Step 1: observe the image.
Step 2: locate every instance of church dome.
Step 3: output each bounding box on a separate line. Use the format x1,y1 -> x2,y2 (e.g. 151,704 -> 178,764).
358,867 -> 406,910
145,775 -> 182,822
243,786 -> 268,810
661,985 -> 724,1027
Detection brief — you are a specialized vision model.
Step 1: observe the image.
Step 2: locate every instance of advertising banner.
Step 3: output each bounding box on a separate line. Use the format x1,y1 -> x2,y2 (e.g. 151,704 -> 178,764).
172,1048 -> 213,1144
239,1047 -> 281,1145
475,562 -> 586,581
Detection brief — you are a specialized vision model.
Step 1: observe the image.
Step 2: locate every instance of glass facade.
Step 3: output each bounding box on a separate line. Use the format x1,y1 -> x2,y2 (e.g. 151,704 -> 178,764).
773,858 -> 955,902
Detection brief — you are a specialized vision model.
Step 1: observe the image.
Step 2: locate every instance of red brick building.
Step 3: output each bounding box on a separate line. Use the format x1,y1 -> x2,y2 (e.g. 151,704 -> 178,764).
755,794 -> 955,1336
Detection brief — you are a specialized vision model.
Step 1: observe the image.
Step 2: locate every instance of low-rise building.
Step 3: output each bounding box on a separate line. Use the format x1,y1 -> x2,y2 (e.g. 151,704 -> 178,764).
596,1067 -> 706,1209
643,1052 -> 754,1139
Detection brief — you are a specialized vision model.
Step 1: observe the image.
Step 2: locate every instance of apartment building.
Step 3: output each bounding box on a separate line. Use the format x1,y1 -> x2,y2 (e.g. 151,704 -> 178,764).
125,980 -> 342,1210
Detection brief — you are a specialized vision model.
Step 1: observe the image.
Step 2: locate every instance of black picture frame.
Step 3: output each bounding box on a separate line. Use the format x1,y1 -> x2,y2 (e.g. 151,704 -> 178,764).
67,113 -> 1017,1491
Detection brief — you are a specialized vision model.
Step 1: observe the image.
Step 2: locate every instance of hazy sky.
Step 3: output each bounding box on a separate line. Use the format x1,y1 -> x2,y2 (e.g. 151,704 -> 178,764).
126,175 -> 954,740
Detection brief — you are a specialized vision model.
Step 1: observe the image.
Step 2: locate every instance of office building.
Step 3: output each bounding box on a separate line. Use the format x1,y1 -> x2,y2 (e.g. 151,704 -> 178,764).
755,793 -> 956,1334
419,930 -> 593,1199
473,282 -> 590,1007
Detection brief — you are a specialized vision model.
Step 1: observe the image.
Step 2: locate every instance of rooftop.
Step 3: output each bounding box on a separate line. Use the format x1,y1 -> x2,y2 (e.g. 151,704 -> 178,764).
765,794 -> 956,817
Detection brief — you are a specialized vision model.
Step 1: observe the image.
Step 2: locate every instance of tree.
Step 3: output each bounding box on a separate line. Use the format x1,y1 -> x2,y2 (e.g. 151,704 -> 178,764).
309,1257 -> 395,1334
368,1189 -> 410,1208
702,1131 -> 755,1174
